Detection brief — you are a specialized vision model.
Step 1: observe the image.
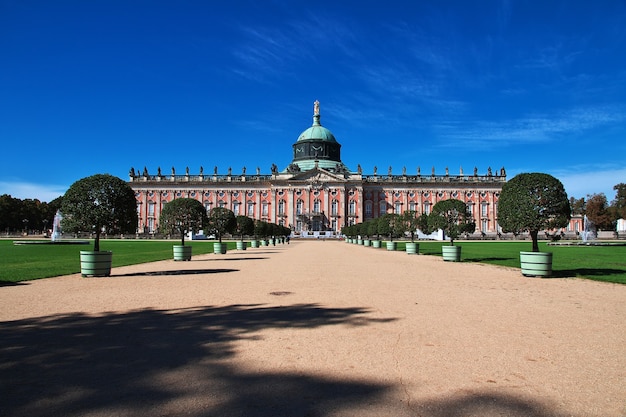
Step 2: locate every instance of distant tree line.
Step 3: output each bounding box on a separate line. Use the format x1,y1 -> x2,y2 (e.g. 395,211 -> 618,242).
1,182 -> 625,236
569,183 -> 626,230
0,194 -> 63,235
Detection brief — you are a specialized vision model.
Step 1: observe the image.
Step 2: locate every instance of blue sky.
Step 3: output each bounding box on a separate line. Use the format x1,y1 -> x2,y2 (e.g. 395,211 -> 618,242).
1,0 -> 625,203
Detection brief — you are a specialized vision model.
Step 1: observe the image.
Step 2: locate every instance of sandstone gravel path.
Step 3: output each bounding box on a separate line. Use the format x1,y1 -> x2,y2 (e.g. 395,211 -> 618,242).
1,240 -> 624,417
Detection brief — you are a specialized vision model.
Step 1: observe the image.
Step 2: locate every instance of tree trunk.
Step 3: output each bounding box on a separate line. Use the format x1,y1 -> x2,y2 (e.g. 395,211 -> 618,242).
530,230 -> 539,252
94,230 -> 101,252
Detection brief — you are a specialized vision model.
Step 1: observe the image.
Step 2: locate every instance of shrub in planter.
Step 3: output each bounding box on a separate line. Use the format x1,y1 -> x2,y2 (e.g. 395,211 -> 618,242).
378,213 -> 402,250
159,198 -> 208,261
401,210 -> 421,254
429,199 -> 475,261
207,207 -> 236,254
61,174 -> 138,276
235,215 -> 254,250
498,173 -> 570,277
366,218 -> 381,247
254,220 -> 270,246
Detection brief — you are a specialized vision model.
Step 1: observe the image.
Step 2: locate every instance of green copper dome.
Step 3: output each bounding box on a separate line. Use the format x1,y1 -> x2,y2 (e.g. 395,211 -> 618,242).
296,120 -> 337,143
285,100 -> 348,173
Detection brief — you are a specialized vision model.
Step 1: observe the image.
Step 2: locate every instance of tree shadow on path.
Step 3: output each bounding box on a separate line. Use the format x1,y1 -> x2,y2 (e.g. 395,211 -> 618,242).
113,268 -> 239,277
0,304 -> 582,417
0,304 -> 395,417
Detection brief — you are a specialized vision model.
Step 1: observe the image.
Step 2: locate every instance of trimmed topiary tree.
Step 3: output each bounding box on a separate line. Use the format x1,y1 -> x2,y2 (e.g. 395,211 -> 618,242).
254,219 -> 270,242
401,210 -> 421,242
207,207 -> 236,243
429,199 -> 475,246
61,174 -> 138,252
235,215 -> 255,242
377,213 -> 402,241
498,173 -> 571,252
366,218 -> 380,241
417,213 -> 432,236
159,198 -> 208,246
61,173 -> 138,276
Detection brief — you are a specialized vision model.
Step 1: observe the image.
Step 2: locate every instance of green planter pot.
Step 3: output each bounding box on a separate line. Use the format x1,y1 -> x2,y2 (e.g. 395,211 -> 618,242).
357,239 -> 363,245
442,245 -> 461,262
386,241 -> 397,251
251,240 -> 259,248
372,240 -> 381,248
173,245 -> 192,261
405,242 -> 419,255
80,250 -> 112,277
520,251 -> 553,277
363,239 -> 371,247
236,241 -> 247,251
261,239 -> 268,246
213,242 -> 227,254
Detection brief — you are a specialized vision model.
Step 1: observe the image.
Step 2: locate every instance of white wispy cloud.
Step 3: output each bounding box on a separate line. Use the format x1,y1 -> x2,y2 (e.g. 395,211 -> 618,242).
551,167 -> 626,200
434,105 -> 626,147
0,181 -> 67,202
231,13 -> 360,82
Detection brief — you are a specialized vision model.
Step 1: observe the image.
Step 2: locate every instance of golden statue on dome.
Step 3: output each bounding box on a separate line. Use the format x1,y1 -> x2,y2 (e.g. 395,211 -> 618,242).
314,100 -> 320,115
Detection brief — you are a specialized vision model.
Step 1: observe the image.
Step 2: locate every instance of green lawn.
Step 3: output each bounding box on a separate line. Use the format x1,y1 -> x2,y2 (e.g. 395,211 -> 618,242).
388,240 -> 626,284
0,240 -> 237,283
3,239 -> 625,284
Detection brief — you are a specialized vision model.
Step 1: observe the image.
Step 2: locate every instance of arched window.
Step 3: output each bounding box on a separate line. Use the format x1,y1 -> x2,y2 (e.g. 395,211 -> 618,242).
331,200 -> 338,216
296,200 -> 303,215
365,201 -> 373,217
278,200 -> 285,215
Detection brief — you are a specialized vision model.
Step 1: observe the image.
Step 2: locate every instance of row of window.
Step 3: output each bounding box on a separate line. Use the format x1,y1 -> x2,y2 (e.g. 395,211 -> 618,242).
142,199 -> 494,222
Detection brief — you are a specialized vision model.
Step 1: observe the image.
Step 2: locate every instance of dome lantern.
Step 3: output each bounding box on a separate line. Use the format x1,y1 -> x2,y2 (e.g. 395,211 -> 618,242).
287,101 -> 348,172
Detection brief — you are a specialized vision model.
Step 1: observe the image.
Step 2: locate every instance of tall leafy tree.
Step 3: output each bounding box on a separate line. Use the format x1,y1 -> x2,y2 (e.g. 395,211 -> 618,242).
20,199 -> 43,234
585,193 -> 615,231
61,174 -> 138,251
569,197 -> 586,216
498,173 -> 570,252
159,198 -> 208,246
611,183 -> 626,219
0,194 -> 22,232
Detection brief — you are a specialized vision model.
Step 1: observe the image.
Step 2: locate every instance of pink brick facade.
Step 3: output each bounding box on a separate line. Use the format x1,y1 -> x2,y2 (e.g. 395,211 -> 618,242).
129,102 -> 507,236
130,167 -> 505,236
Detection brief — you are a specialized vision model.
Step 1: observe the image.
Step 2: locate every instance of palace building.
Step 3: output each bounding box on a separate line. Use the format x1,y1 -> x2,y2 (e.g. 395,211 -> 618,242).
129,102 -> 507,237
